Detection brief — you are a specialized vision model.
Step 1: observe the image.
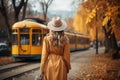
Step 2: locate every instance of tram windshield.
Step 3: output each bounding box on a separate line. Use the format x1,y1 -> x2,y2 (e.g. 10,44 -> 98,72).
20,34 -> 29,45
20,28 -> 29,45
32,34 -> 42,45
32,29 -> 42,46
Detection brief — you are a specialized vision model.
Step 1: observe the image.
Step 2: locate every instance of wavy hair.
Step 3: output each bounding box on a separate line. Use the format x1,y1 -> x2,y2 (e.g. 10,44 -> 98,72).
49,30 -> 67,48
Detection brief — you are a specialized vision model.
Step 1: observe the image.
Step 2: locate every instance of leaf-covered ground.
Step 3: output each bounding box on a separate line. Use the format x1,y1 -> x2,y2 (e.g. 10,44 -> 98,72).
0,52 -> 120,80
0,57 -> 15,65
72,53 -> 120,80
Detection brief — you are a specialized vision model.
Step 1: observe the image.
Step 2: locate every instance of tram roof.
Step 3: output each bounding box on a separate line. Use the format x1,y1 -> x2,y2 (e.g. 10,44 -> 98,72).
12,20 -> 48,29
76,33 -> 90,38
24,18 -> 46,24
65,31 -> 90,38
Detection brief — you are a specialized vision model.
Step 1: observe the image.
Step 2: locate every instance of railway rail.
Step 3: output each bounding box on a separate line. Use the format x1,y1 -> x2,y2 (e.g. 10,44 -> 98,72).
0,62 -> 40,80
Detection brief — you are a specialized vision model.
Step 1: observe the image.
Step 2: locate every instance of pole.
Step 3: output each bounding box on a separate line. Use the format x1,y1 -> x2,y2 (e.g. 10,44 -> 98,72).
96,27 -> 98,54
96,0 -> 98,54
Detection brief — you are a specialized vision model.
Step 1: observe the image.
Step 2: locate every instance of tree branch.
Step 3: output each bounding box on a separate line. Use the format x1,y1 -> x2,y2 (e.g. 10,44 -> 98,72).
12,0 -> 16,9
47,0 -> 53,6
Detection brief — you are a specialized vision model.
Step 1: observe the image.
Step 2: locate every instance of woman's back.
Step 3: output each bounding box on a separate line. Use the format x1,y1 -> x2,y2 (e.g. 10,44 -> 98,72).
46,34 -> 68,55
40,16 -> 71,80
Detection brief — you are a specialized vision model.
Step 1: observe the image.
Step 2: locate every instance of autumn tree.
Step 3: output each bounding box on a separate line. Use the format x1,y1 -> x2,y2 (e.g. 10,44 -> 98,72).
66,17 -> 74,31
0,0 -> 29,46
0,0 -> 11,40
12,0 -> 29,22
79,0 -> 120,58
22,0 -> 29,20
39,0 -> 53,21
102,2 -> 120,54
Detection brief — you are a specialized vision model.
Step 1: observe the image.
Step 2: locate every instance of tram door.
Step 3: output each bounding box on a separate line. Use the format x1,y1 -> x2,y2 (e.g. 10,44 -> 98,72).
19,28 -> 30,55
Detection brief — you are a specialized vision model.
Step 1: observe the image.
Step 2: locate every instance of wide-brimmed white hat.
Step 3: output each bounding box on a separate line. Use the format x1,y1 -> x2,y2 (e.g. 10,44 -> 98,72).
47,16 -> 67,31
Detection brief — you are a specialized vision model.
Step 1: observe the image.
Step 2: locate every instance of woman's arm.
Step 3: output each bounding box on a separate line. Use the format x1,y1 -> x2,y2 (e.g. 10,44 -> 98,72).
40,37 -> 49,73
63,39 -> 71,73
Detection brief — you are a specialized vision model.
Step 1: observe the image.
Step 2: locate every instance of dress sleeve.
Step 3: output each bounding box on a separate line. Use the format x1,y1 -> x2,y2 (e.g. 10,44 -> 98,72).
63,38 -> 71,72
40,37 -> 49,73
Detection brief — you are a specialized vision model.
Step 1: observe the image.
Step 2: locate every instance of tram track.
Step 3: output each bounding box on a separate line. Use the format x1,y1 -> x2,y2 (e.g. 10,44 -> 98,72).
0,62 -> 40,80
0,62 -> 29,73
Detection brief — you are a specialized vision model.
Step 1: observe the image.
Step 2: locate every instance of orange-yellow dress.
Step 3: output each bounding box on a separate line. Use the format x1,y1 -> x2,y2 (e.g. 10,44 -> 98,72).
40,35 -> 71,80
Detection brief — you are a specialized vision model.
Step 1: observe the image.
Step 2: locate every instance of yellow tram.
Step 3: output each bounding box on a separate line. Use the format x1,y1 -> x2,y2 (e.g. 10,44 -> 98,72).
12,18 -> 90,60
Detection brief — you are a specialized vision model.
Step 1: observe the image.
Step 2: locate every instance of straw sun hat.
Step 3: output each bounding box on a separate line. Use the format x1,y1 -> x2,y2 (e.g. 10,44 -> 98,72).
47,16 -> 67,31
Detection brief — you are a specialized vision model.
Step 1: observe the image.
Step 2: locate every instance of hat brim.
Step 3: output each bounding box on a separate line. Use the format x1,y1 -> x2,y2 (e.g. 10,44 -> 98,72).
47,20 -> 67,31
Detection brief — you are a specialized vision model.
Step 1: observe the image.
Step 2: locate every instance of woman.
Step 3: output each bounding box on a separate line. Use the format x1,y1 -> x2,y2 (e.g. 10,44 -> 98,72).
40,16 -> 71,80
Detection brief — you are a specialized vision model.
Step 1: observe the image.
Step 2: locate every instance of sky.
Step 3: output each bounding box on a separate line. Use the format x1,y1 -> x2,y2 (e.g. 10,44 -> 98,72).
49,0 -> 74,11
30,0 -> 81,18
31,0 -> 75,11
48,0 -> 81,18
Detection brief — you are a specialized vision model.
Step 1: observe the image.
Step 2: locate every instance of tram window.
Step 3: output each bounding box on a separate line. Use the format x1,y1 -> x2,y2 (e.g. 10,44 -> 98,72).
32,29 -> 41,33
32,34 -> 42,46
69,36 -> 75,44
20,34 -> 29,45
82,38 -> 85,44
12,34 -> 18,45
78,37 -> 82,44
20,28 -> 29,32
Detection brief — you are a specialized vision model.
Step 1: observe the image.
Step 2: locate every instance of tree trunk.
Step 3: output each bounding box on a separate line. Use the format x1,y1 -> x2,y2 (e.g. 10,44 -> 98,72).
44,6 -> 48,21
12,0 -> 24,22
102,26 -> 110,53
15,13 -> 19,22
0,0 -> 11,43
110,32 -> 118,50
102,25 -> 119,59
22,0 -> 28,20
110,32 -> 119,59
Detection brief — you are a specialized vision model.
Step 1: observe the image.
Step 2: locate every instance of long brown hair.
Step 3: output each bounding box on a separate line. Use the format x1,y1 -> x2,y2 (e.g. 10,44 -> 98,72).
49,30 -> 67,48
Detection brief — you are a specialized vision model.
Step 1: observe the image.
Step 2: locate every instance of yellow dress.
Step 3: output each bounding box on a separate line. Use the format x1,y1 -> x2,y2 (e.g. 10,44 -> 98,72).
40,35 -> 71,80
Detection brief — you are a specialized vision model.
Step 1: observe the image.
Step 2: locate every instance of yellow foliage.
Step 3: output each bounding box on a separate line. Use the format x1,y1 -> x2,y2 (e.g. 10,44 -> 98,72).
92,9 -> 96,14
86,17 -> 91,24
89,14 -> 94,19
102,16 -> 110,26
85,8 -> 90,13
105,12 -> 111,16
103,6 -> 120,26
86,7 -> 97,24
73,10 -> 88,34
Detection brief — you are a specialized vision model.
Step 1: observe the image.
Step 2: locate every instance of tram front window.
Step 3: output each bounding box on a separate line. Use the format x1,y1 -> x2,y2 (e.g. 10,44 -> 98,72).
20,34 -> 29,45
32,34 -> 42,46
